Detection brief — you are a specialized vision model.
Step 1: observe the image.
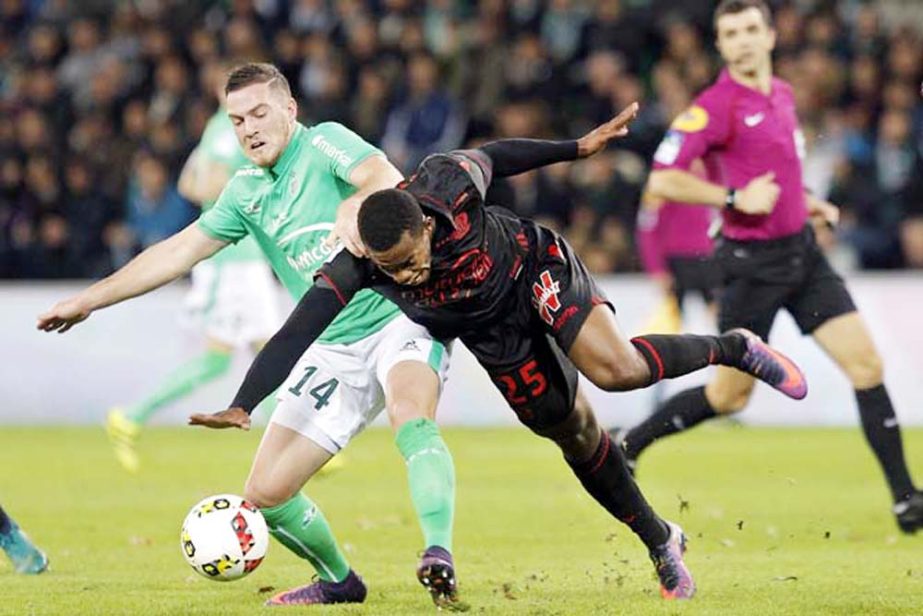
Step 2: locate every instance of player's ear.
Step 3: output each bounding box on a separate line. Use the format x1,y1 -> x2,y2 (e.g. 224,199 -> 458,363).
422,216 -> 435,236
287,96 -> 297,122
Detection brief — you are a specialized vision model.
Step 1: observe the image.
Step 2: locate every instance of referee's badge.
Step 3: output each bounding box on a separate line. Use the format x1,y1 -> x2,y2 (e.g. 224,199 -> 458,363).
671,105 -> 709,133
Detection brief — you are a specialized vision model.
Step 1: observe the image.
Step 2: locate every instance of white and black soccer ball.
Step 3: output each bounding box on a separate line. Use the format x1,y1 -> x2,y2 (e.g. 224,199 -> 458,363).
180,494 -> 269,581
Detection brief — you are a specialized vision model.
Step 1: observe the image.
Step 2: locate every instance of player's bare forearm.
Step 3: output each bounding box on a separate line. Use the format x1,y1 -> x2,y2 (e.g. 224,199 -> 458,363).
37,224 -> 226,333
647,169 -> 728,208
92,225 -> 224,309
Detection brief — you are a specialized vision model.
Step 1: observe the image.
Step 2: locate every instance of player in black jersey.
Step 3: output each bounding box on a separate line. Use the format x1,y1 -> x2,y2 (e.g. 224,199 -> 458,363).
191,104 -> 809,601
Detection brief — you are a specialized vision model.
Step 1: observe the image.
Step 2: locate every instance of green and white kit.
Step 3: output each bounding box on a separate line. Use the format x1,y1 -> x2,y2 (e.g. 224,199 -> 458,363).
199,121 -> 450,450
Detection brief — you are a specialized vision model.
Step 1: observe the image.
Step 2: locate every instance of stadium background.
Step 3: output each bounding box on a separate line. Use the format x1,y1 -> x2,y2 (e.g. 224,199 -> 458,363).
2,0 -> 923,427
3,3 -> 923,614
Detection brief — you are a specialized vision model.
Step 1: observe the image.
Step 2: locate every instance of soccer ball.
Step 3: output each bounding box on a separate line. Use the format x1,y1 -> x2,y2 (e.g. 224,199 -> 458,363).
180,494 -> 269,581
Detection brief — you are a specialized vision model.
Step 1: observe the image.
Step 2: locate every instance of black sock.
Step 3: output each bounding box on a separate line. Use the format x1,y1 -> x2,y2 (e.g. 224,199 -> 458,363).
631,333 -> 745,386
0,506 -> 10,535
623,386 -> 717,460
856,385 -> 915,502
568,431 -> 669,549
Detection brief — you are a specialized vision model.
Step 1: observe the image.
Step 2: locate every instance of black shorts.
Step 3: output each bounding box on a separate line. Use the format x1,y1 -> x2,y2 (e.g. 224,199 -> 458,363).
461,224 -> 610,431
716,226 -> 856,341
667,255 -> 721,307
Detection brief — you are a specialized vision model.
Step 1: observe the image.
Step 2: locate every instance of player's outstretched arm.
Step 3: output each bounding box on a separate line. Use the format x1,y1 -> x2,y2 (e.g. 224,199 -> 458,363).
189,250 -> 368,429
37,223 -> 227,333
458,102 -> 639,183
575,101 -> 640,157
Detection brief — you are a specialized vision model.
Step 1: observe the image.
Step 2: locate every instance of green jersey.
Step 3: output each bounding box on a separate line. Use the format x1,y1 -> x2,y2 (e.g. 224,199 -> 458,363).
198,121 -> 401,344
197,110 -> 265,265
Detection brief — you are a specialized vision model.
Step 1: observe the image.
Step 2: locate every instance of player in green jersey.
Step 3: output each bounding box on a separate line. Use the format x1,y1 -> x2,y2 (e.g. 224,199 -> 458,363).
38,63 -> 462,609
106,60 -> 284,474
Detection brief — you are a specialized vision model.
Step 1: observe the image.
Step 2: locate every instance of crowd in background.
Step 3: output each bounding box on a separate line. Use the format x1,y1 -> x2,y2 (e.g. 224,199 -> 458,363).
1,0 -> 922,278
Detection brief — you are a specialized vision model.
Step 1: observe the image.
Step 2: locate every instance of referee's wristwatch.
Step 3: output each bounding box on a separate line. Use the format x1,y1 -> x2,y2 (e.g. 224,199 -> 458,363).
725,187 -> 737,210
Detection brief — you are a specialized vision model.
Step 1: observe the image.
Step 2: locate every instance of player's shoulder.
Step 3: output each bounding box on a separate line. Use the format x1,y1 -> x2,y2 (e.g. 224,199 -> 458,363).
414,152 -> 470,184
667,79 -> 735,135
305,121 -> 362,145
771,76 -> 795,98
304,122 -> 367,165
693,81 -> 735,114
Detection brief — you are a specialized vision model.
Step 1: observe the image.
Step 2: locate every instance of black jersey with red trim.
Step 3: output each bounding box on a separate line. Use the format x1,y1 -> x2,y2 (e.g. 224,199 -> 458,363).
319,151 -> 530,340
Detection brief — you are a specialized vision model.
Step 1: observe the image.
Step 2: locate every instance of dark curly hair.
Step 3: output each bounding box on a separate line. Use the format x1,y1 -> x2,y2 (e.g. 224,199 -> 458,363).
358,189 -> 424,252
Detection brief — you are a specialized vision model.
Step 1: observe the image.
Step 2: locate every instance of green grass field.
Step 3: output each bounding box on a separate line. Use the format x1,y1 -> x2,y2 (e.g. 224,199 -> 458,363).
2,425 -> 922,615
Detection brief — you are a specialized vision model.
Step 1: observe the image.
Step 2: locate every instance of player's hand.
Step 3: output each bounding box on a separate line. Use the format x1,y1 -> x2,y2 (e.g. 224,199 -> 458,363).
576,102 -> 640,158
735,172 -> 780,215
37,297 -> 92,333
188,407 -> 251,431
326,196 -> 367,257
807,197 -> 840,229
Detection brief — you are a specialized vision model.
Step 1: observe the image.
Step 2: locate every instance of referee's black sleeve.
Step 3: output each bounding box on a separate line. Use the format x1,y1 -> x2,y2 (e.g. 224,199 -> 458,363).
230,250 -> 369,413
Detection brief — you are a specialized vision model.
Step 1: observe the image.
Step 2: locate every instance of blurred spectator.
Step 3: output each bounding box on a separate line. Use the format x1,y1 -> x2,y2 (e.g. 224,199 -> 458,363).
124,152 -> 193,251
832,109 -> 918,269
382,52 -> 465,172
0,0 -> 920,278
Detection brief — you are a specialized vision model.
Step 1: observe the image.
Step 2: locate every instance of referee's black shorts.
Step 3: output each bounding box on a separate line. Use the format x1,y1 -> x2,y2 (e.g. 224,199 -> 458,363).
716,226 -> 856,341
667,254 -> 721,308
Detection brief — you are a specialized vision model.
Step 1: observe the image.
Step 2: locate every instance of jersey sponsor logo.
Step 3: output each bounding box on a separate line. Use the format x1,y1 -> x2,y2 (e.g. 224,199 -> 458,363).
671,105 -> 709,133
744,112 -> 765,128
277,223 -> 337,272
235,167 -> 265,177
553,305 -> 580,333
400,248 -> 494,308
286,241 -> 335,273
531,270 -> 562,326
311,134 -> 354,168
653,130 -> 684,165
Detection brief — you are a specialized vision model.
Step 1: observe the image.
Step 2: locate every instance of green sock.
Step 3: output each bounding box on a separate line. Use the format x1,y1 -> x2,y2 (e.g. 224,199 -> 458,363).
261,493 -> 350,582
126,349 -> 232,424
396,418 -> 455,552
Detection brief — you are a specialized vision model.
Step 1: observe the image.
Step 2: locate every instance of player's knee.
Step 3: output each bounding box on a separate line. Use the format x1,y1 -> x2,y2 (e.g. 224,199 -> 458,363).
844,350 -> 884,390
586,354 -> 649,392
536,405 -> 600,462
705,381 -> 754,414
243,479 -> 291,509
387,397 -> 430,430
